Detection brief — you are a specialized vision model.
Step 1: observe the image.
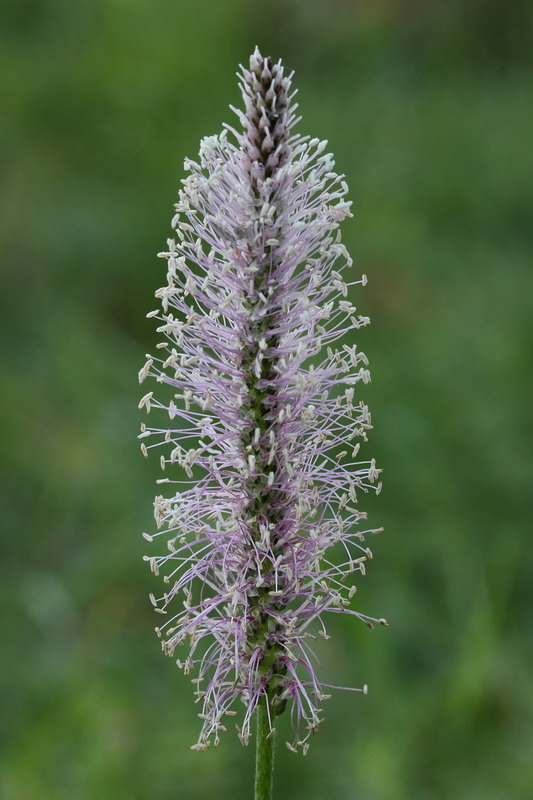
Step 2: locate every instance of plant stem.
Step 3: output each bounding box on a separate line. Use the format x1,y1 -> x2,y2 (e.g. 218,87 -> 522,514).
254,697 -> 275,800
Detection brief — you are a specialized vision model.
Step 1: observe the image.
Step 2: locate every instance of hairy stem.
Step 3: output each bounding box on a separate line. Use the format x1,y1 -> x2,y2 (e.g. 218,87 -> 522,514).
254,697 -> 275,800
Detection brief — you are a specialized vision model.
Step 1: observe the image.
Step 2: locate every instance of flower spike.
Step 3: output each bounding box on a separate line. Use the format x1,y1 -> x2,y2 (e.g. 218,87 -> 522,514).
139,48 -> 383,752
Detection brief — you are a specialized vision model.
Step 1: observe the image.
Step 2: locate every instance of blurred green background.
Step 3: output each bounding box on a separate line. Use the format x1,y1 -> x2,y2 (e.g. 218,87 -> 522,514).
2,1 -> 532,798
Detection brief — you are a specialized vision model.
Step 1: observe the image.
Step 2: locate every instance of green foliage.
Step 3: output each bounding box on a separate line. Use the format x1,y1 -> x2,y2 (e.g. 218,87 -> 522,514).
1,1 -> 532,798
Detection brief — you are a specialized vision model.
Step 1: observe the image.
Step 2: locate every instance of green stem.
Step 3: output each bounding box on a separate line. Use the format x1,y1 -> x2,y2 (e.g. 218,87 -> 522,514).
254,697 -> 275,800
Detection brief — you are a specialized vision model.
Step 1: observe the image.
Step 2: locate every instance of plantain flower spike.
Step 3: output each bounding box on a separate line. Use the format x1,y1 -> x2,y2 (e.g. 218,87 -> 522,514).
138,47 -> 384,753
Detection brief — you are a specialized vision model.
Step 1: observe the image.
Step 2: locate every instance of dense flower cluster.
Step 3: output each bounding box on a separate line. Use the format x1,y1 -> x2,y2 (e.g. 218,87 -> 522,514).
139,48 -> 384,752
